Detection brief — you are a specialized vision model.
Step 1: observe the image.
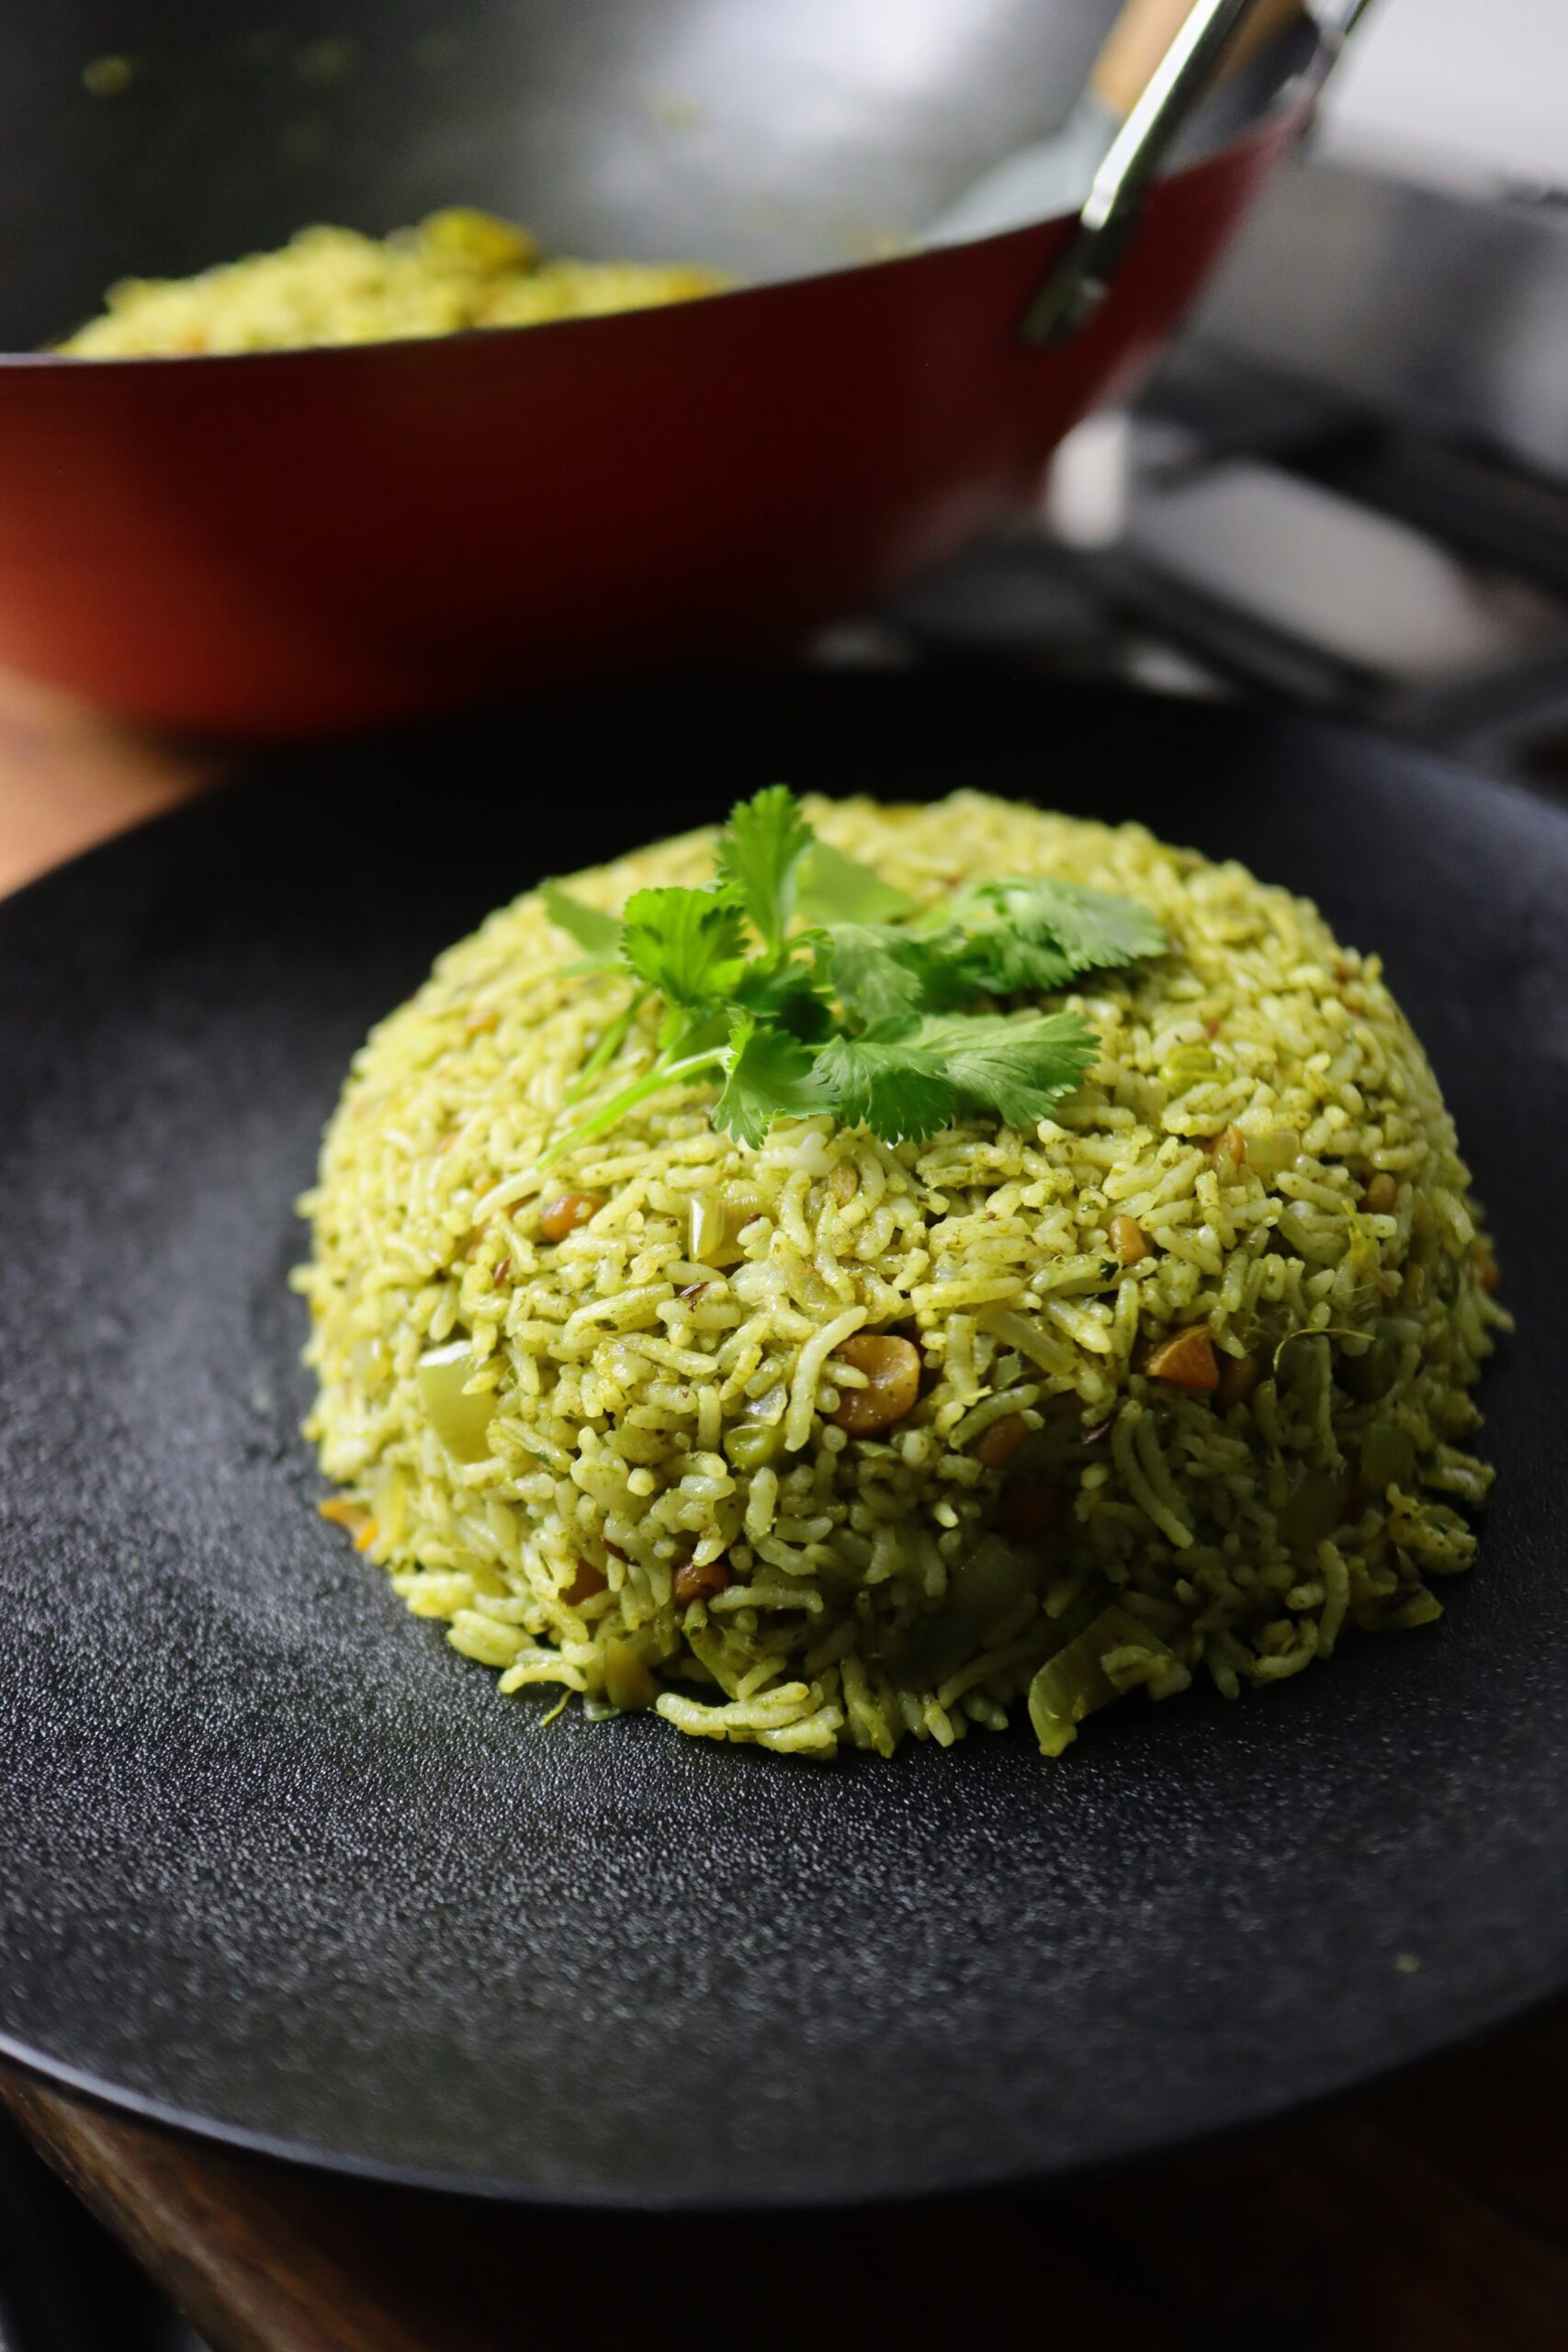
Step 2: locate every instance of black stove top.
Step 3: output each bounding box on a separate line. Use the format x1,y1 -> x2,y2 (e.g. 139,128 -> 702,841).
879,153 -> 1568,797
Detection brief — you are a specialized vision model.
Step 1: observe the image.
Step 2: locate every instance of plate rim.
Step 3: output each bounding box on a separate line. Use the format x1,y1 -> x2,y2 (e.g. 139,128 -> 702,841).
1,676 -> 1563,2207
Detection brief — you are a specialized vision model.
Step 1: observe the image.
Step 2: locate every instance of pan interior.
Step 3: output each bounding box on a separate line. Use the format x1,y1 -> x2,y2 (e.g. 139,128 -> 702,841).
0,673 -> 1564,2205
5,1 -> 1308,348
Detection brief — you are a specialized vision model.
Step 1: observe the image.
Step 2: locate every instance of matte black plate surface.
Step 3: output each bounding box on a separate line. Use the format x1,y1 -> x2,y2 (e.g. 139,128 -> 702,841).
1,674 -> 1564,2206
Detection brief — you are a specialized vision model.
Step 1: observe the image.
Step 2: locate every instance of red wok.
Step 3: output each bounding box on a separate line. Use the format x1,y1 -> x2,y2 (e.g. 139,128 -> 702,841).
0,1 -> 1331,735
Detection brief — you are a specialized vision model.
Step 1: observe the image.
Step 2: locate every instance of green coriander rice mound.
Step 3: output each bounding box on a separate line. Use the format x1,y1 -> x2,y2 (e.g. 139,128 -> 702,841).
298,791 -> 1506,1760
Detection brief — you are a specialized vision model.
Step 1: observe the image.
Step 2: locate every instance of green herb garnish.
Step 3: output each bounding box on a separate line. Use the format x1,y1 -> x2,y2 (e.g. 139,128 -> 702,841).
535,787 -> 1164,1167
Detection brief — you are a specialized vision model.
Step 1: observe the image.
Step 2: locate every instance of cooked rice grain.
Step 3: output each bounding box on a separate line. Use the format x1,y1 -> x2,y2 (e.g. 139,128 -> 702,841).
62,208 -> 728,357
298,793 -> 1506,1759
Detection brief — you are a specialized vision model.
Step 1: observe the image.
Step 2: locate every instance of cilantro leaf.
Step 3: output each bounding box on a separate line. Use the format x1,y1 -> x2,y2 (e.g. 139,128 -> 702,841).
948,920 -> 1076,995
716,786 -> 815,960
540,881 -> 623,965
910,1009 -> 1100,1125
796,837 -> 917,926
1009,877 -> 1166,970
818,879 -> 1163,1026
620,886 -> 750,1008
732,959 -> 835,1041
536,786 -> 1151,1171
816,1010 -> 1099,1144
712,1011 -> 831,1148
946,877 -> 1165,995
811,1029 -> 957,1145
815,922 -> 945,1029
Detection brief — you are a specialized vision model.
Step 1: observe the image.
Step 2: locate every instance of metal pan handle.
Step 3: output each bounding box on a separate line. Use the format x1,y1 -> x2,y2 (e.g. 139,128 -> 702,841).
1021,0 -> 1374,346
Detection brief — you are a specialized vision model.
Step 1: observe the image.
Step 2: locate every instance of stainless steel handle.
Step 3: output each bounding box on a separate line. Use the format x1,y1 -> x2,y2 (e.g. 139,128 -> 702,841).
1021,0 -> 1371,347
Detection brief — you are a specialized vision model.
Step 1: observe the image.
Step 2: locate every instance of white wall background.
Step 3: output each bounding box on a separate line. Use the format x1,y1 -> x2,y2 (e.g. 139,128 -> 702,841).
1319,0 -> 1568,191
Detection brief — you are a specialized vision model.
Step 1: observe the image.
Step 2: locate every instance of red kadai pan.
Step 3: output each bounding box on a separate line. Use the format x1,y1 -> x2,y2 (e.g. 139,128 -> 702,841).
0,1 -> 1340,735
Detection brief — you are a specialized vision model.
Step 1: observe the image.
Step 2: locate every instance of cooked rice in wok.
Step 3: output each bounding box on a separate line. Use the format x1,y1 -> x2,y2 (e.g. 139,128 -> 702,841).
62,208 -> 728,356
298,792 -> 1505,1759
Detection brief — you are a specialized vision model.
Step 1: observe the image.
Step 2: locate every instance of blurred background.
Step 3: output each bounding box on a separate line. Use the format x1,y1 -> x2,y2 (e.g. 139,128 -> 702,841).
894,0 -> 1568,787
6,0 -> 1567,893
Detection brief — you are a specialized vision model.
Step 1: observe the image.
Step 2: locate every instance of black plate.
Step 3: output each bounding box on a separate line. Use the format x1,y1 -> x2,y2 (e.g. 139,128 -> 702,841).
2,673 -> 1564,2207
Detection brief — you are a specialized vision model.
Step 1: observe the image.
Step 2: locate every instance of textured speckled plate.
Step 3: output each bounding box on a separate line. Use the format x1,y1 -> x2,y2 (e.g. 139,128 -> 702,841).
1,674 -> 1563,2206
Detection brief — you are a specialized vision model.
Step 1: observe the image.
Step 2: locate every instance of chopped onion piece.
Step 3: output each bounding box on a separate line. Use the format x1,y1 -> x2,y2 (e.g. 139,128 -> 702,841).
416,1339 -> 493,1464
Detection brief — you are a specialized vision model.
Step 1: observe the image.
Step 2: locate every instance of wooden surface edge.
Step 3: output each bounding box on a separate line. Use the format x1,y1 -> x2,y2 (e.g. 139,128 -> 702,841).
10,2004 -> 1568,2352
0,669 -> 211,896
3,2071 -> 489,2352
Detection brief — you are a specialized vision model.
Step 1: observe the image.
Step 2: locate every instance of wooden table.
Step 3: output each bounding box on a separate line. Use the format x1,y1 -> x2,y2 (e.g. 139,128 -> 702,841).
8,2009 -> 1568,2352
3,678 -> 1566,2352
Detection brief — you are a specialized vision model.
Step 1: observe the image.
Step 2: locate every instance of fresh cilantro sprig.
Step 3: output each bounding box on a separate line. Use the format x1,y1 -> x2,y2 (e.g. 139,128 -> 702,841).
534,786 -> 1164,1168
